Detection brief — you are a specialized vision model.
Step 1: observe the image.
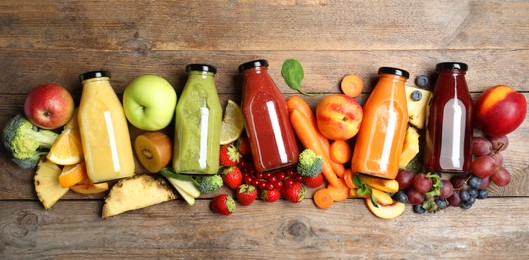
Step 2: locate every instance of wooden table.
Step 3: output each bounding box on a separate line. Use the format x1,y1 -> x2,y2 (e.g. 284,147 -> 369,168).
1,1 -> 528,258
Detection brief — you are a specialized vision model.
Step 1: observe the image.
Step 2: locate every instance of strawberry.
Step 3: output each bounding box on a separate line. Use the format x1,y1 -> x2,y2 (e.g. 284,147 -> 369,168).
237,136 -> 251,156
302,173 -> 324,188
210,194 -> 236,215
260,189 -> 281,203
236,184 -> 257,206
222,166 -> 243,190
282,182 -> 306,203
219,144 -> 242,166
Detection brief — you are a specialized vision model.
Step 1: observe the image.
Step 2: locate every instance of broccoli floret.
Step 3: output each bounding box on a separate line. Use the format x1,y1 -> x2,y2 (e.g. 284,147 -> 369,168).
12,152 -> 47,169
297,149 -> 323,178
193,175 -> 223,194
2,114 -> 59,162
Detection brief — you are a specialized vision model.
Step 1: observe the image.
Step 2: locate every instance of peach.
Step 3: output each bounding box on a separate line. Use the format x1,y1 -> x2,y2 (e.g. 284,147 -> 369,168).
474,85 -> 527,137
366,188 -> 405,219
358,175 -> 399,193
315,94 -> 363,141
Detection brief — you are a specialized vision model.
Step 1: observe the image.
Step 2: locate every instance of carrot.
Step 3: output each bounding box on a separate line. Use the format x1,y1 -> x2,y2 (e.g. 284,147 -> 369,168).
287,96 -> 345,177
340,74 -> 364,98
327,179 -> 349,202
329,140 -> 352,164
313,188 -> 334,209
342,168 -> 356,189
289,109 -> 340,187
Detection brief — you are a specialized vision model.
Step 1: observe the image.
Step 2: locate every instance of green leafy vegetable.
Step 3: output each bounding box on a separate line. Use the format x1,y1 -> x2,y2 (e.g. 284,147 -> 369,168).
353,174 -> 378,208
281,59 -> 320,96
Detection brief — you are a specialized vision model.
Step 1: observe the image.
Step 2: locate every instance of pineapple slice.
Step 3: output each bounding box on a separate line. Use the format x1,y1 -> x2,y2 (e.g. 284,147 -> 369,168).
399,126 -> 420,169
102,174 -> 176,218
34,158 -> 69,209
405,86 -> 432,129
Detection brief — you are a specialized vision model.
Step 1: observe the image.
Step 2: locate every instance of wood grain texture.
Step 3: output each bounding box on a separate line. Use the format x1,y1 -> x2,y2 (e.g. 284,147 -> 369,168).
1,0 -> 529,258
0,1 -> 528,51
1,199 -> 528,259
1,49 -> 528,94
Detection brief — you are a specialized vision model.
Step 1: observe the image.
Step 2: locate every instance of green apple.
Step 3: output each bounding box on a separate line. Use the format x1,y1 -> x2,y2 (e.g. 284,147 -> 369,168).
123,75 -> 177,131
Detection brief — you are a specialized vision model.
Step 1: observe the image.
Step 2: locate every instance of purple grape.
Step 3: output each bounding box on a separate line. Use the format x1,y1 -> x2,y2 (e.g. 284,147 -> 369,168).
412,173 -> 432,193
471,156 -> 496,178
395,170 -> 414,190
407,188 -> 425,205
489,135 -> 509,152
491,166 -> 511,187
439,180 -> 454,199
472,136 -> 492,156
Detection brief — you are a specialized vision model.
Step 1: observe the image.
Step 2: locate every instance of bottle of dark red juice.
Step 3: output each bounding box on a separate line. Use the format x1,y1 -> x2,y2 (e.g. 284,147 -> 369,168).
424,62 -> 473,173
239,59 -> 299,173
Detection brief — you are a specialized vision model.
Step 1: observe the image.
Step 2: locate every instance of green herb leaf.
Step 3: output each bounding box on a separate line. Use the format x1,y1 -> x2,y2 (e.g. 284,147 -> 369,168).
281,58 -> 320,96
353,174 -> 378,208
425,172 -> 442,198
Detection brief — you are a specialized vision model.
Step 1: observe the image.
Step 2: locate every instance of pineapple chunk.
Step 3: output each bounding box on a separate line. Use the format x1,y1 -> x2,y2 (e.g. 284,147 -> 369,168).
34,158 -> 69,209
102,174 -> 176,218
399,126 -> 420,169
405,86 -> 432,129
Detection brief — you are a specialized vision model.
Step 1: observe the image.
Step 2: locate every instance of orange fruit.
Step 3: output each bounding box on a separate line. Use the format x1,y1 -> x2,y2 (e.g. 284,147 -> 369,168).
47,110 -> 84,165
58,162 -> 87,188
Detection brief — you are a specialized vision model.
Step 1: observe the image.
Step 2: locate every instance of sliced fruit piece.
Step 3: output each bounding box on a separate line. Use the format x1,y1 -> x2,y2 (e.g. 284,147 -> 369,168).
169,180 -> 196,206
161,170 -> 201,199
70,174 -> 109,195
405,86 -> 432,129
358,174 -> 399,193
134,132 -> 172,173
220,100 -> 244,145
102,174 -> 176,218
58,162 -> 87,188
399,126 -> 420,169
371,188 -> 394,204
34,158 -> 69,209
46,111 -> 83,165
366,198 -> 406,220
340,74 -> 364,98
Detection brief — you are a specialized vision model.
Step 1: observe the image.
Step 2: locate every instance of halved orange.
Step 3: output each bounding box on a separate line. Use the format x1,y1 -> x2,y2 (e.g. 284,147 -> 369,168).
58,162 -> 87,188
47,110 -> 84,165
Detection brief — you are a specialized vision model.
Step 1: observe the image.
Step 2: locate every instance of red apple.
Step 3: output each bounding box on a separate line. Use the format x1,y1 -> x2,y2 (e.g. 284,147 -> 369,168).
474,85 -> 527,137
315,94 -> 363,141
24,83 -> 75,129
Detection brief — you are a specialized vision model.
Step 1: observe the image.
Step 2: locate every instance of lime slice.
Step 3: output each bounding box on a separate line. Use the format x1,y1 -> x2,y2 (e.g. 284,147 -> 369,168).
220,100 -> 244,145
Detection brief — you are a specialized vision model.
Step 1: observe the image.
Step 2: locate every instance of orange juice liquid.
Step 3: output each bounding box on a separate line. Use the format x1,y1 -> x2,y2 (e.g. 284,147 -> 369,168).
351,68 -> 409,179
78,71 -> 135,183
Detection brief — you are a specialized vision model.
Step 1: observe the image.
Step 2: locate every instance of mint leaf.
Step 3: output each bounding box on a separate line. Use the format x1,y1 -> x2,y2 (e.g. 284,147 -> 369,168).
353,174 -> 378,208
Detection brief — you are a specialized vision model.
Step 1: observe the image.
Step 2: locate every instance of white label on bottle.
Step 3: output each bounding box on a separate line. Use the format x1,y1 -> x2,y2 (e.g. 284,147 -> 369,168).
198,106 -> 210,169
439,98 -> 466,170
266,101 -> 288,163
379,108 -> 397,173
104,111 -> 120,172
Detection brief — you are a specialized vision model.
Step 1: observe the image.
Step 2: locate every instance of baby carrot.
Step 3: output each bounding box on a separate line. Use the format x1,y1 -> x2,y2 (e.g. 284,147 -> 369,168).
313,188 -> 334,209
287,96 -> 344,177
342,168 -> 356,189
289,109 -> 340,187
327,179 -> 349,202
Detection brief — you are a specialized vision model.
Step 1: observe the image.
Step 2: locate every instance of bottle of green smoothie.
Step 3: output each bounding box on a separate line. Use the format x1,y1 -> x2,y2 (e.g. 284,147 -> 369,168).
173,64 -> 222,174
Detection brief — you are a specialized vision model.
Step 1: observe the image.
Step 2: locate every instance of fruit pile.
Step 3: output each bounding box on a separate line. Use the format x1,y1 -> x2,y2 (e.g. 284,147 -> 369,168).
1,59 -> 526,220
392,134 -> 512,214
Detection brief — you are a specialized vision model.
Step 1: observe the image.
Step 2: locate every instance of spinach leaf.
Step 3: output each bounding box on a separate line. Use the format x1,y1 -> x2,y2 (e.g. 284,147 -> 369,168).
281,59 -> 320,96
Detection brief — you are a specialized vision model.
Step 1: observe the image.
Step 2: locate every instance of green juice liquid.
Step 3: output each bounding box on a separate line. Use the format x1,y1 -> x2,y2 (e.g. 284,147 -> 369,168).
173,71 -> 221,174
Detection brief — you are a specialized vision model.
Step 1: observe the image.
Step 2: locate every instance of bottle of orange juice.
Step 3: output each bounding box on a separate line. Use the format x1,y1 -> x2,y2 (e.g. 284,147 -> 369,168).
78,71 -> 135,183
351,67 -> 409,179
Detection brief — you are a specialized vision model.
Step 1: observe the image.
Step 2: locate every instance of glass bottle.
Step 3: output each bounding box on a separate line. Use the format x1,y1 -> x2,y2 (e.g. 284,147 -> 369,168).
239,59 -> 299,172
351,67 -> 409,179
173,64 -> 222,174
424,62 -> 473,173
78,70 -> 135,183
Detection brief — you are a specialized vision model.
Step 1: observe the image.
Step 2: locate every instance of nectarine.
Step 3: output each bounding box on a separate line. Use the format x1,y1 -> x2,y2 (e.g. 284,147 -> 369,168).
474,85 -> 526,137
315,94 -> 363,141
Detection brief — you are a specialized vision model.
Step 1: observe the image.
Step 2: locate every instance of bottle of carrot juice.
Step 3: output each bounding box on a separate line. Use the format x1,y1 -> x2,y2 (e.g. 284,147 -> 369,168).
351,67 -> 409,179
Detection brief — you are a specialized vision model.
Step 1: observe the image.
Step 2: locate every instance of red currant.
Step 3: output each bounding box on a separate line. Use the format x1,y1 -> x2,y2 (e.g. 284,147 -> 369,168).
266,182 -> 275,190
285,179 -> 294,188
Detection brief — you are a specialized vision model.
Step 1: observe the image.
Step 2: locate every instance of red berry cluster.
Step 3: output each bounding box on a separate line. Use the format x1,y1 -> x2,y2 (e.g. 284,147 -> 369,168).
213,136 -> 324,214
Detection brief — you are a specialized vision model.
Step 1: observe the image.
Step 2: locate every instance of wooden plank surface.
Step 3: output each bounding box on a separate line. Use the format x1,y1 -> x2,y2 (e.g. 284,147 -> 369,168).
1,0 -> 529,258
